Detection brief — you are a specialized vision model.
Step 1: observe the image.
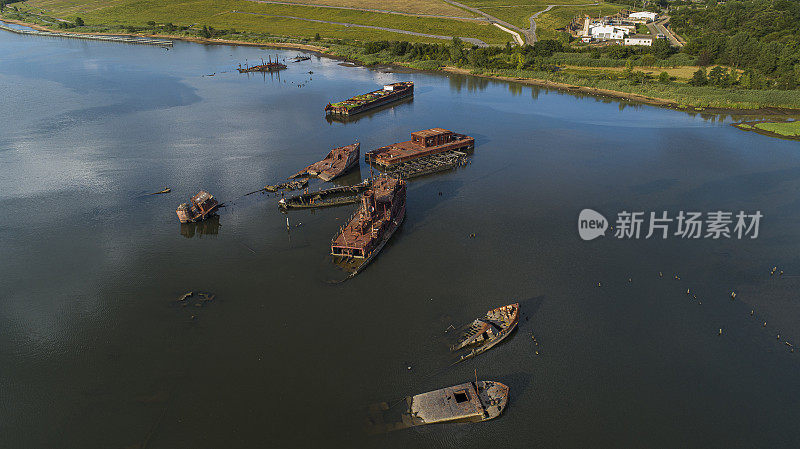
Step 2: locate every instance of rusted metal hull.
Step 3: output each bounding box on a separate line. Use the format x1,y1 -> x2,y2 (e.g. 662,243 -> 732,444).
381,150 -> 469,180
330,176 -> 406,279
366,381 -> 509,433
451,303 -> 519,364
325,82 -> 413,116
291,143 -> 360,181
278,181 -> 370,210
365,129 -> 474,168
176,191 -> 220,223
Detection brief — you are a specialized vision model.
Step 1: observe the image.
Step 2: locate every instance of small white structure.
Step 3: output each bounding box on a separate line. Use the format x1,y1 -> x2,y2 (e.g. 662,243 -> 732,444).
588,25 -> 629,41
629,11 -> 657,22
624,35 -> 653,46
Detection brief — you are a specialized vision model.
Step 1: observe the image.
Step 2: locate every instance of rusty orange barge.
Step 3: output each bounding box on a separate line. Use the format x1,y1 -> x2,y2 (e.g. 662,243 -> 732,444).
325,82 -> 413,117
331,175 -> 406,276
365,128 -> 474,168
176,191 -> 220,223
291,143 -> 360,181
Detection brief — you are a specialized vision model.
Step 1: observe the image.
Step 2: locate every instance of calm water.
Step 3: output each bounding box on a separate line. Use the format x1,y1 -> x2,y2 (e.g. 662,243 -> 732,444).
2,29 -> 800,449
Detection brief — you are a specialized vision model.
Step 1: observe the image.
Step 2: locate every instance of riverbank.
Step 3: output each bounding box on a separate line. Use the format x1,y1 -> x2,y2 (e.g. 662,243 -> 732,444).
4,14 -> 800,117
733,120 -> 800,141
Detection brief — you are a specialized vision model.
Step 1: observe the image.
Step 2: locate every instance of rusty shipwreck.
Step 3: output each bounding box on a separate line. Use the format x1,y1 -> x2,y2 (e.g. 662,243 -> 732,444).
325,82 -> 413,117
291,143 -> 360,181
279,180 -> 370,210
330,175 -> 406,277
451,303 -> 519,364
365,128 -> 474,170
176,191 -> 220,223
237,56 -> 286,73
366,381 -> 509,433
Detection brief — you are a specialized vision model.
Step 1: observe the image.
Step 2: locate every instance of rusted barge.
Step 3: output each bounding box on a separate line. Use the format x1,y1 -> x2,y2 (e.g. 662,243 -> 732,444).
176,191 -> 220,223
325,82 -> 413,117
330,175 -> 406,277
384,150 -> 469,180
365,128 -> 474,169
291,143 -> 360,181
452,303 -> 519,364
279,180 -> 370,210
237,56 -> 286,73
366,381 -> 509,433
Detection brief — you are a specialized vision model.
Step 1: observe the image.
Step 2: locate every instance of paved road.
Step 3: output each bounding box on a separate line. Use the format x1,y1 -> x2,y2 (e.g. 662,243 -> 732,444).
245,0 -> 485,21
645,16 -> 684,47
229,10 -> 489,46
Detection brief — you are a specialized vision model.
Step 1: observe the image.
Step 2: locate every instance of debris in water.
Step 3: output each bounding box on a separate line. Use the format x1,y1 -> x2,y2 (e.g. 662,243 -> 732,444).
451,304 -> 519,364
176,191 -> 220,223
177,291 -> 193,301
150,187 -> 171,195
730,291 -> 736,300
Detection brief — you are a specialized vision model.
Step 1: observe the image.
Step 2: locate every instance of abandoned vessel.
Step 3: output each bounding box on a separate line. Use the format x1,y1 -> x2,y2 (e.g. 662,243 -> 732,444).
291,143 -> 360,181
451,303 -> 519,364
176,191 -> 220,223
237,56 -> 286,73
366,381 -> 509,433
325,82 -> 413,117
365,128 -> 474,169
330,175 -> 406,277
279,180 -> 370,210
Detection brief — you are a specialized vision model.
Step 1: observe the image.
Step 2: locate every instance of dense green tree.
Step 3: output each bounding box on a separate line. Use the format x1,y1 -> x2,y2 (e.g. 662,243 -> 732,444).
689,68 -> 708,86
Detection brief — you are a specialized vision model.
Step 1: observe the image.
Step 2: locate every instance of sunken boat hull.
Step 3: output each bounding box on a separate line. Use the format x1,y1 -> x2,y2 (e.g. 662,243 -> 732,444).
237,56 -> 286,73
176,191 -> 220,224
291,143 -> 360,182
366,381 -> 509,433
330,175 -> 406,278
278,181 -> 370,210
451,303 -> 519,364
325,82 -> 413,117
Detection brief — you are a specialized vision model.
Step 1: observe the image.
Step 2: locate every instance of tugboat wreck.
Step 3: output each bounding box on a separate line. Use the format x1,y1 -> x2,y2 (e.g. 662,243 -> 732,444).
365,128 -> 474,169
176,191 -> 220,223
366,381 -> 509,433
291,143 -> 360,181
452,303 -> 519,364
330,175 -> 406,277
325,82 -> 413,117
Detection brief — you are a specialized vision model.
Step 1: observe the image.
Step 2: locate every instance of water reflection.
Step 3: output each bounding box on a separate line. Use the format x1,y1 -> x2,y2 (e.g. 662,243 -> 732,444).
179,214 -> 220,238
448,74 -> 489,92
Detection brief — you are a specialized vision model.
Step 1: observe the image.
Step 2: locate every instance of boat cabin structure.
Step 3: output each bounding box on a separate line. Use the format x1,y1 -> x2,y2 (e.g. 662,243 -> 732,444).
176,190 -> 220,223
365,128 -> 474,168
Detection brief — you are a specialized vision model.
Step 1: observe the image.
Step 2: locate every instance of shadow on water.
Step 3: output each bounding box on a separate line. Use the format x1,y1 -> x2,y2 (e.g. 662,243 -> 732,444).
179,215 -> 221,238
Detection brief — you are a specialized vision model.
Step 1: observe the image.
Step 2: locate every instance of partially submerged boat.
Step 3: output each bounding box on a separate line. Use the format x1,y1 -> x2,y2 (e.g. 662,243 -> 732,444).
291,143 -> 360,181
366,381 -> 509,433
325,82 -> 413,117
451,303 -> 519,364
365,128 -> 474,169
237,56 -> 286,73
279,180 -> 370,210
176,191 -> 220,223
330,175 -> 406,278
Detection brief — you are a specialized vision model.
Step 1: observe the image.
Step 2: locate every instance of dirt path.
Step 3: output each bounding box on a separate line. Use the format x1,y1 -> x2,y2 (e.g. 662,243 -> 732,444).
245,0 -> 485,20
441,0 -> 527,44
229,10 -> 489,46
525,3 -> 597,43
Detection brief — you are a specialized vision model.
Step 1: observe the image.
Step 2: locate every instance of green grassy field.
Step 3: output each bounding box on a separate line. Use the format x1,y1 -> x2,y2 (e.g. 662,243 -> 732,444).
14,0 -> 511,44
754,121 -> 800,137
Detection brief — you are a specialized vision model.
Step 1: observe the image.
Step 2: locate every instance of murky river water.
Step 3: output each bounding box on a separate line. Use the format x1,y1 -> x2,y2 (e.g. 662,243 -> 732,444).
2,27 -> 800,449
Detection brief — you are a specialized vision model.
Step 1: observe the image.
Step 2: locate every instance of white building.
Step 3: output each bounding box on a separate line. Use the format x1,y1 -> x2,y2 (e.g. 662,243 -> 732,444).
588,25 -> 629,41
624,35 -> 653,46
628,11 -> 657,22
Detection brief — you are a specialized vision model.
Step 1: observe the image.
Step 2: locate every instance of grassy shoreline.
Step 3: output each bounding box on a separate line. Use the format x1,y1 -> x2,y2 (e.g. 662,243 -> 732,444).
4,14 -> 800,117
